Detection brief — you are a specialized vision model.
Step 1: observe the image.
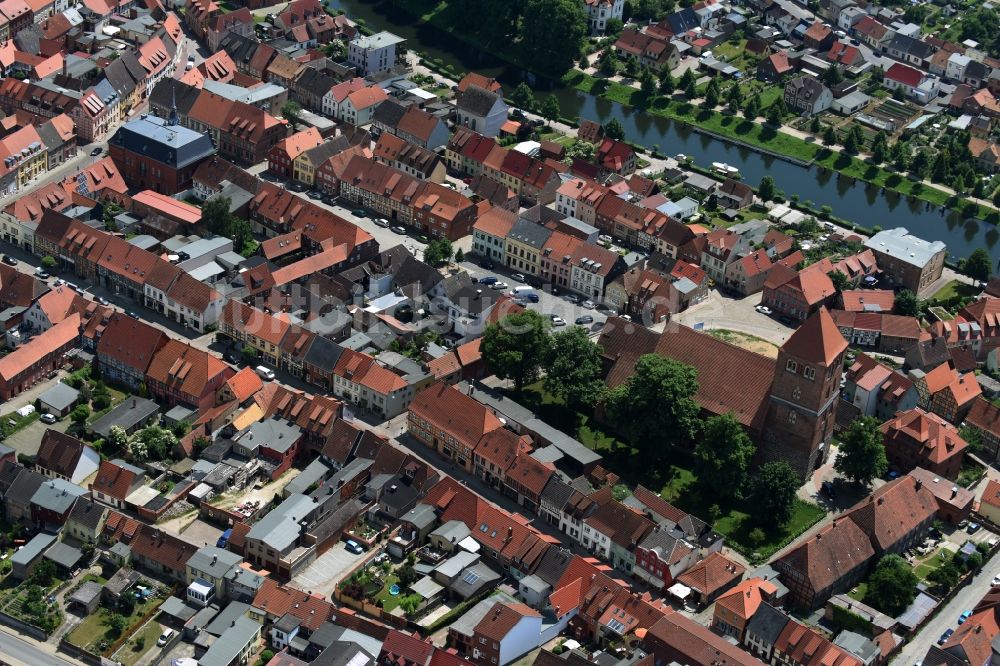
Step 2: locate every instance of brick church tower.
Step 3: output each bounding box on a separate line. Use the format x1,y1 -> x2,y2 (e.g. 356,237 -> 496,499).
762,307 -> 848,478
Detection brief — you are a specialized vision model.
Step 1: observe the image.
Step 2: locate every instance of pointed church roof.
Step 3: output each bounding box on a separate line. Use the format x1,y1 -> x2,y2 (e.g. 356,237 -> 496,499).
780,307 -> 848,367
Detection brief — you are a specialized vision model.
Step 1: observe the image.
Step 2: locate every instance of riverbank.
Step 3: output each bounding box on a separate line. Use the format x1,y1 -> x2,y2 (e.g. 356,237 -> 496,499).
563,70 -> 999,224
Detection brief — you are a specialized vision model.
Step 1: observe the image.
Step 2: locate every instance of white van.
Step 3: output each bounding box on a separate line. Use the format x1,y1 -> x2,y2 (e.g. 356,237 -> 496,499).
157,629 -> 174,647
510,286 -> 536,296
255,365 -> 276,381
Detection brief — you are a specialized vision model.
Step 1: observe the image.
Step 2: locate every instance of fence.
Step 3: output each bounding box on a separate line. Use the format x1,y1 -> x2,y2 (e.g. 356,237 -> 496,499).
0,609 -> 47,641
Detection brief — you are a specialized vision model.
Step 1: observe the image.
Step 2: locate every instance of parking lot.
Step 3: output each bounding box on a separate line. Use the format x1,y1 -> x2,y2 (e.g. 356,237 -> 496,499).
178,518 -> 227,549
289,542 -> 367,599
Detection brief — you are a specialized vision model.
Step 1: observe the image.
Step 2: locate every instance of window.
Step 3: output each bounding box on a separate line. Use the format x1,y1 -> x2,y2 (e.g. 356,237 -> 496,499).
787,411 -> 797,424
804,366 -> 816,381
785,359 -> 797,373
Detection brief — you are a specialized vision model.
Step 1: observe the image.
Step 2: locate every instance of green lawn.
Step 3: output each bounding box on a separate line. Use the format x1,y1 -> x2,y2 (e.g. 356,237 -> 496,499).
67,595 -> 164,655
932,280 -> 979,302
914,550 -> 948,581
116,622 -> 162,666
848,582 -> 868,602
518,384 -> 825,563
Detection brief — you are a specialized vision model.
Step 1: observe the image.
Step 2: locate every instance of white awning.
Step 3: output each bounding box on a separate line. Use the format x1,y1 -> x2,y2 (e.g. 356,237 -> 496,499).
667,583 -> 691,600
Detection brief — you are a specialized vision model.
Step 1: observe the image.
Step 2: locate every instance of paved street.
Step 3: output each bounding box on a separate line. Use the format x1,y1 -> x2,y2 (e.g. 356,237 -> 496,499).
0,627 -> 82,666
893,550 -> 1000,665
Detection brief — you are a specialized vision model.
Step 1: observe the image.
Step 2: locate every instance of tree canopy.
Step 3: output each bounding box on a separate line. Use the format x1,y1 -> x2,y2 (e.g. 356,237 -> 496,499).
603,354 -> 699,455
519,0 -> 588,73
481,311 -> 551,391
834,416 -> 888,485
694,413 -> 756,500
748,461 -> 800,525
544,327 -> 604,410
866,554 -> 918,616
964,248 -> 992,284
423,238 -> 453,266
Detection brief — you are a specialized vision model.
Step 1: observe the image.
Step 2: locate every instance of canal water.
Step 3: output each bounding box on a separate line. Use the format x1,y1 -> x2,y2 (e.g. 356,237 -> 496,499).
332,0 -> 1000,265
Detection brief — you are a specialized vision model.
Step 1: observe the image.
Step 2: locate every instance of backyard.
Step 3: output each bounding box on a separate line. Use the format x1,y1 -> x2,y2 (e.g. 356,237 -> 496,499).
114,620 -> 163,666
517,384 -> 826,562
66,582 -> 166,657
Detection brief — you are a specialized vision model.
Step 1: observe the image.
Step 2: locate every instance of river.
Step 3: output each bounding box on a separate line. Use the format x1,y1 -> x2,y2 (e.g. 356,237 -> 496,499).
331,0 -> 1000,265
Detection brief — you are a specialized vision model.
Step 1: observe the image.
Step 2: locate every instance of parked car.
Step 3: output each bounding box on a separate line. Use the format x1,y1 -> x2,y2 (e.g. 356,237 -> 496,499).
967,522 -> 982,534
97,296 -> 109,306
157,629 -> 175,647
390,226 -> 406,235
991,575 -> 1000,587
345,540 -> 364,555
756,305 -> 772,315
255,365 -> 276,381
90,146 -> 103,156
35,268 -> 50,279
40,413 -> 56,424
959,610 -> 973,624
490,281 -> 508,290
564,294 -> 580,304
582,300 -> 596,309
352,208 -> 368,217
512,272 -> 526,283
477,276 -> 498,285
480,259 -> 495,270
1,255 -> 16,266
374,218 -> 390,228
521,293 -> 539,303
551,316 -> 566,326
575,315 -> 594,325
821,481 -> 836,499
938,629 -> 954,645
126,310 -> 139,319
307,190 -> 322,200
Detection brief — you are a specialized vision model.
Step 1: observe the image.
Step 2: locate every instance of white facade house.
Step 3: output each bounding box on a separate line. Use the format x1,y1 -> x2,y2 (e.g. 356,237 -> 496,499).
348,31 -> 405,76
583,0 -> 624,34
454,87 -> 509,138
946,53 -> 971,82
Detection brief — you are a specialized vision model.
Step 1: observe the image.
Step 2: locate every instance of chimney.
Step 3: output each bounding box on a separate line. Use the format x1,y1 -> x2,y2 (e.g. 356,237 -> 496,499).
915,479 -> 922,491
952,486 -> 958,498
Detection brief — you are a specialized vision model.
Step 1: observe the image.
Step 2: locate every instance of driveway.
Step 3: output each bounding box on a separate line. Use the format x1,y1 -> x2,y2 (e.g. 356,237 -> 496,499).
4,412 -> 72,457
288,543 -> 367,599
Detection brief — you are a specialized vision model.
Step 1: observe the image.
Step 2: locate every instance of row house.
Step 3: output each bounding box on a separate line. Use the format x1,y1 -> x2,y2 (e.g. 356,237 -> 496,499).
613,28 -> 680,70
407,382 -> 503,472
268,127 -> 324,179
330,348 -> 423,419
910,361 -> 982,424
881,408 -> 967,480
373,132 -> 446,183
371,99 -> 451,150
338,155 -> 476,241
96,313 -> 168,391
831,310 -> 923,355
145,338 -> 235,410
447,128 -> 561,205
841,353 -> 918,421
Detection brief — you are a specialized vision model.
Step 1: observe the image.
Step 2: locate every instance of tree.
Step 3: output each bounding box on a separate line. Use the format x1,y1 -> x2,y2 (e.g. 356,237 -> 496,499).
964,248 -> 992,285
108,425 -> 129,452
118,590 -> 136,616
866,554 -> 918,616
702,79 -> 720,109
821,65 -> 843,86
131,425 -> 178,462
519,0 -> 588,73
834,416 -> 888,485
510,82 -> 536,111
726,83 -> 742,111
810,116 -> 821,134
423,238 -> 454,266
604,117 -> 625,140
843,129 -> 860,155
598,49 -> 618,76
743,93 -> 761,120
694,413 -> 756,500
679,68 -> 696,92
758,175 -> 776,202
41,255 -> 56,270
828,270 -> 850,293
29,559 -> 55,587
890,140 -> 909,171
541,95 -> 561,123
241,345 -> 257,363
603,354 -> 699,454
871,131 -> 889,165
70,404 -> 91,425
928,559 -> 961,592
282,100 -> 302,125
398,564 -> 419,588
454,248 -> 465,263
544,327 -> 604,410
103,202 -> 124,232
683,74 -> 697,99
640,69 -> 656,100
605,17 -> 624,34
822,125 -> 837,146
895,289 -> 920,317
106,613 -> 128,638
202,196 -> 255,256
658,68 -> 675,94
748,461 -> 800,525
766,102 -> 783,126
481,311 -> 551,391
564,140 -> 596,163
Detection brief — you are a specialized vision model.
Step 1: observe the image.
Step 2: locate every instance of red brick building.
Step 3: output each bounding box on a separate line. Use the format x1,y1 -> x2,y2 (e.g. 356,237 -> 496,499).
881,408 -> 967,480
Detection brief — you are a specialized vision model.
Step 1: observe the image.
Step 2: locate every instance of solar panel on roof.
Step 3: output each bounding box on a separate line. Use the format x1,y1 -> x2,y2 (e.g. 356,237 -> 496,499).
462,570 -> 480,585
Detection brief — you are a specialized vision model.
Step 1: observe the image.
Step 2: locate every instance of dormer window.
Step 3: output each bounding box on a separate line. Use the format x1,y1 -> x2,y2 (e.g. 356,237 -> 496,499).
785,359 -> 797,373
804,367 -> 816,381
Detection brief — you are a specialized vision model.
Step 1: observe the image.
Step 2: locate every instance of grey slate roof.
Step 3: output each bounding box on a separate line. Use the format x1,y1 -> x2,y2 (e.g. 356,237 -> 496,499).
38,382 -> 80,412
31,478 -> 86,514
5,467 -> 47,506
533,546 -> 574,586
245,493 -> 314,551
91,397 -> 160,438
455,86 -> 501,117
203,601 -> 252,637
188,546 -> 243,580
232,418 -> 302,455
44,541 -> 83,569
745,602 -> 789,647
304,335 -> 345,370
508,218 -> 553,250
199,615 -> 260,666
371,98 -> 407,129
401,503 -> 436,530
11,533 -> 56,567
109,114 -> 216,170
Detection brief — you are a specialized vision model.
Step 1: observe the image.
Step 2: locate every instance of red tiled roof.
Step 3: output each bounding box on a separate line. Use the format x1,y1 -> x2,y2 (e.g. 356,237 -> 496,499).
781,307 -> 848,366
93,459 -> 142,501
714,578 -> 778,622
881,408 -> 968,465
409,383 -> 503,448
843,475 -> 938,552
676,551 -> 745,596
96,313 -> 168,376
886,63 -> 924,88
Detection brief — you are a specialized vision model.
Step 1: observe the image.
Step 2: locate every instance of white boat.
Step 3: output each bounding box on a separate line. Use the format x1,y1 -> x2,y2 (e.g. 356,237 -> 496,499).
712,162 -> 740,176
